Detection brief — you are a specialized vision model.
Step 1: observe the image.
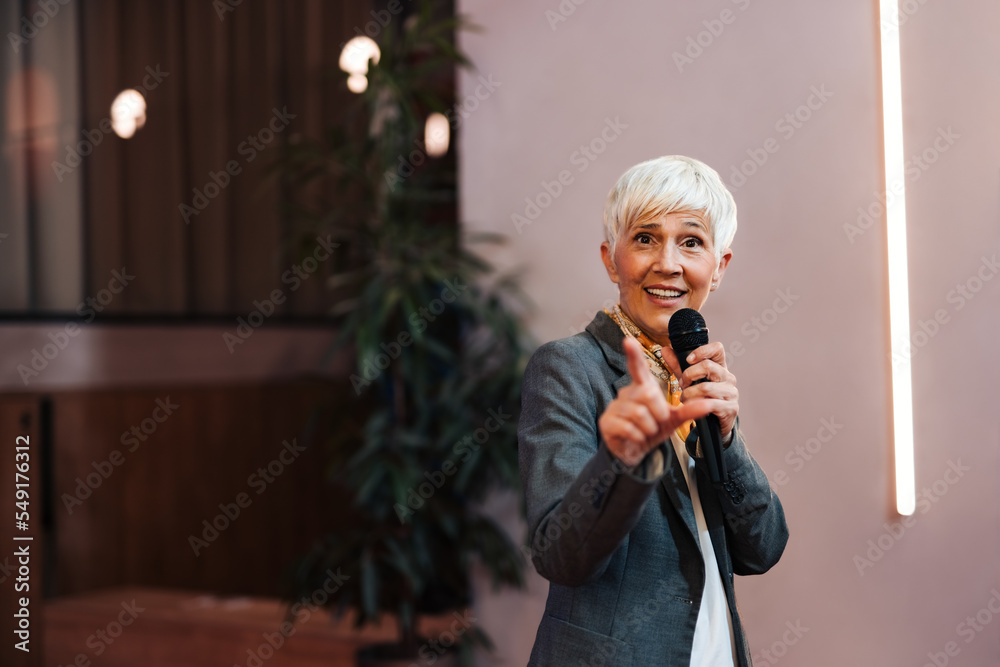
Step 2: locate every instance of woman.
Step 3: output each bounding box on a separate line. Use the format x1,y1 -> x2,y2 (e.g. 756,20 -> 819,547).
519,155 -> 788,666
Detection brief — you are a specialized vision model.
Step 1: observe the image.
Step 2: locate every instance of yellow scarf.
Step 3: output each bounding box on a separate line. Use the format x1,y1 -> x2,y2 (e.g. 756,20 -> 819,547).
605,304 -> 693,442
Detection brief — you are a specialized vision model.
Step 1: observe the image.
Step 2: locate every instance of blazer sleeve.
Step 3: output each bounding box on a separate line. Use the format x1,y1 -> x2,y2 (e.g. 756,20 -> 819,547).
706,424 -> 789,575
518,339 -> 668,588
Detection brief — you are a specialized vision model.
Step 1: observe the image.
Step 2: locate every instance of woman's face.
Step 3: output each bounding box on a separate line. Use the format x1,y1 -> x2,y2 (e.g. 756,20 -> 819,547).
600,210 -> 732,347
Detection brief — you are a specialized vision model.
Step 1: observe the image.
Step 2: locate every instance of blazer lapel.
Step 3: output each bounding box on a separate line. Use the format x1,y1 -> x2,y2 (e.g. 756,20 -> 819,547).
589,312 -> 700,543
662,432 -> 700,541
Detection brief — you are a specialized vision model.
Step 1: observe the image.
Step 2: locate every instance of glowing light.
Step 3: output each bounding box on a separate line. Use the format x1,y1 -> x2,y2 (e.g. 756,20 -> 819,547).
346,74 -> 368,94
424,113 -> 450,157
339,36 -> 380,94
110,89 -> 146,139
879,0 -> 915,516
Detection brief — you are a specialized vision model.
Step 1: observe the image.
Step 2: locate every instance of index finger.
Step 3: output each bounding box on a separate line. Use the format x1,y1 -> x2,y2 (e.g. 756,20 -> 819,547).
623,336 -> 655,387
684,341 -> 727,369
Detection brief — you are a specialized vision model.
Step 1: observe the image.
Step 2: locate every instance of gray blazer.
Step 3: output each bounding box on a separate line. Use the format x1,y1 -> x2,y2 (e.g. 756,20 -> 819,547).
519,311 -> 789,666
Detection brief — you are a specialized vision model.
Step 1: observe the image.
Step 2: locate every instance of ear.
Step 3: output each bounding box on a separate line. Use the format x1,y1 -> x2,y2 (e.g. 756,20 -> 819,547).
600,241 -> 620,284
710,248 -> 733,291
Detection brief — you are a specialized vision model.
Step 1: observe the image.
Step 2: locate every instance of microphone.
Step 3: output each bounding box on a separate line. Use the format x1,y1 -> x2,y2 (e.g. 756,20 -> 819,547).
668,308 -> 726,485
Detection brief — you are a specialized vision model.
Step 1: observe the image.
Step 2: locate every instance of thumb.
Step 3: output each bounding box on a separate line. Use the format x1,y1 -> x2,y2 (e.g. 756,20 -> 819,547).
623,336 -> 655,387
665,398 -> 713,432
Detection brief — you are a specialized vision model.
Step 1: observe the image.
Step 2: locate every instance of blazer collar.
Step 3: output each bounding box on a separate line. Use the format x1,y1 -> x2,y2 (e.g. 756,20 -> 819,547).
584,310 -> 628,376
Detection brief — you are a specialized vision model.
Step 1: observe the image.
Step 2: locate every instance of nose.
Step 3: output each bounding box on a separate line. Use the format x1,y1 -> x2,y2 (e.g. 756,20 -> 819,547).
652,242 -> 682,275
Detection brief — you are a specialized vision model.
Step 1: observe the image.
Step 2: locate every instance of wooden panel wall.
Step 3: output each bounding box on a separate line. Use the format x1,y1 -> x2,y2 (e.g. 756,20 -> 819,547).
49,381 -> 347,598
81,0 -> 374,316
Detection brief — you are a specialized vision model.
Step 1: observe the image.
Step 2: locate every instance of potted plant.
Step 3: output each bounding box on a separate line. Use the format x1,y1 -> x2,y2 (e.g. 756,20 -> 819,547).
281,3 -> 529,665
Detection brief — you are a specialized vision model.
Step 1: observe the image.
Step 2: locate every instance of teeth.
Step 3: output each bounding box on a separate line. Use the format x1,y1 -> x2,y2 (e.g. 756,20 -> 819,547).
646,288 -> 682,298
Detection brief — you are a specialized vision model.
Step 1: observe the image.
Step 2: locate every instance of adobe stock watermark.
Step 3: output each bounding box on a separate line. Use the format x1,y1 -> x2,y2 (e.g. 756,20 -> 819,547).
511,116 -> 629,235
286,567 -> 351,623
843,126 -> 959,244
17,267 -> 135,385
60,397 -> 180,515
408,610 -> 477,666
672,0 -> 752,72
577,578 -> 676,666
521,454 -> 635,564
336,0 -> 412,42
234,567 -> 351,667
853,458 -> 969,576
566,297 -> 619,336
54,598 -> 146,665
0,556 -> 16,585
179,106 -> 297,224
727,287 -> 799,360
223,234 -> 339,353
767,416 -> 843,488
349,277 -> 468,394
752,619 -> 810,666
384,74 -> 501,191
891,253 -> 998,369
920,589 -> 1000,667
213,0 -> 243,21
946,253 -> 998,310
882,0 -> 935,31
188,437 -> 307,556
394,406 -> 511,522
544,0 -> 590,31
727,84 -> 833,190
52,66 -> 170,183
8,0 -> 72,54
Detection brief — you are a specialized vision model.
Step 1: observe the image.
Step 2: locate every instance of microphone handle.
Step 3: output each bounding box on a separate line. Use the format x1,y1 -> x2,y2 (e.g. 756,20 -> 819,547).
694,414 -> 725,484
689,377 -> 726,484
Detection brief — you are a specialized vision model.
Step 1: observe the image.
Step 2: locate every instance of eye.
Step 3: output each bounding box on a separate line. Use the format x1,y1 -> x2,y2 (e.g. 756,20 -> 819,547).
634,232 -> 654,245
682,237 -> 704,248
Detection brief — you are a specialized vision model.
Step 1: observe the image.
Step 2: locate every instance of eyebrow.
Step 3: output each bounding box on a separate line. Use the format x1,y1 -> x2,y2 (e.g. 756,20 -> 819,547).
634,218 -> 708,232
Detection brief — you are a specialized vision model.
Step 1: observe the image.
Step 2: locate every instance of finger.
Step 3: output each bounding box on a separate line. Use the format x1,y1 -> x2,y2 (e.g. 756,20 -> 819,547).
623,336 -> 656,387
684,341 -> 727,369
612,400 -> 661,438
658,342 -> 682,378
679,391 -> 738,430
643,389 -> 674,431
682,360 -> 736,386
682,382 -> 739,402
690,397 -> 737,437
665,399 -> 713,431
600,416 -> 652,465
605,416 -> 650,448
616,386 -> 676,447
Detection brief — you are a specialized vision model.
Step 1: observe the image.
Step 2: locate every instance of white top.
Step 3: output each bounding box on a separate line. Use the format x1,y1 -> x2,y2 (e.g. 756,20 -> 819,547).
670,430 -> 736,667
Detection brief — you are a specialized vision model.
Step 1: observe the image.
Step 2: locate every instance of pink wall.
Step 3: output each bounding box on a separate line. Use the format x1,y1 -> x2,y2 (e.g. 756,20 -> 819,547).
458,1 -> 1000,665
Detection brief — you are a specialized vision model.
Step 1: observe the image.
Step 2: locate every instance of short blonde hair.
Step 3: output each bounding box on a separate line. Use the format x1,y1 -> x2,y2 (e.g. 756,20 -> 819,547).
603,155 -> 737,261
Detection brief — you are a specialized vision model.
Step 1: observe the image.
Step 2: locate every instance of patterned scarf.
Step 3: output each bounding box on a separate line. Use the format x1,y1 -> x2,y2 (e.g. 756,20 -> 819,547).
605,304 -> 692,442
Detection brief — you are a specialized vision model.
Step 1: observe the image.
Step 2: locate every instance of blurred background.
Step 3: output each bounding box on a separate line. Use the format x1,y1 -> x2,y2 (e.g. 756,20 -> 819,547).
1,0 -> 998,665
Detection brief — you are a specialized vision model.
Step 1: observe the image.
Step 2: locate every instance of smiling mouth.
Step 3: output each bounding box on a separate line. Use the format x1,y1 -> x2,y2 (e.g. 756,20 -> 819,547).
645,287 -> 684,299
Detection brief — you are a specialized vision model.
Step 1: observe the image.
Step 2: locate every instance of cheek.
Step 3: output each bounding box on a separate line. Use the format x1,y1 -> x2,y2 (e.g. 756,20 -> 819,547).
616,252 -> 649,283
692,258 -> 718,286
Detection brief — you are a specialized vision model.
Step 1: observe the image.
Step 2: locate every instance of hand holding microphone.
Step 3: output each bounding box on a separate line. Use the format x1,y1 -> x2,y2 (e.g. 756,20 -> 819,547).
666,309 -> 740,483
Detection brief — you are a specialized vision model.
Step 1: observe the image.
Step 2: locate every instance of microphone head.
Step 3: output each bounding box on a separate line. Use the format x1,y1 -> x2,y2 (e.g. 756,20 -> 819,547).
668,308 -> 709,354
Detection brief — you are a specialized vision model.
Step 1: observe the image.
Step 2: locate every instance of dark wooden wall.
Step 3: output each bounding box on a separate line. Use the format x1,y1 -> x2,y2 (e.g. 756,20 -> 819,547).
81,0 -> 373,316
47,381 -> 346,598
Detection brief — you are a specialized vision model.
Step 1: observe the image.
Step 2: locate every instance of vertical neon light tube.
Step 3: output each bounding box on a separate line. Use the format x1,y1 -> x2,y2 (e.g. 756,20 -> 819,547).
879,0 -> 915,515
